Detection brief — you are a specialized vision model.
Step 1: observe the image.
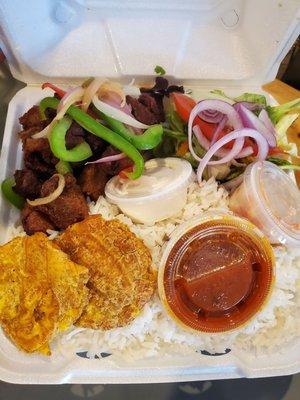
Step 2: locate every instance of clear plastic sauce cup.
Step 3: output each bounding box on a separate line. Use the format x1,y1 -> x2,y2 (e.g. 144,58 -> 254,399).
229,161 -> 300,246
158,212 -> 275,333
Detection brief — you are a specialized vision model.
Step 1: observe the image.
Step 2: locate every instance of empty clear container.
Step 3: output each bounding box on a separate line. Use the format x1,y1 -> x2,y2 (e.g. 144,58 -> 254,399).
229,161 -> 300,246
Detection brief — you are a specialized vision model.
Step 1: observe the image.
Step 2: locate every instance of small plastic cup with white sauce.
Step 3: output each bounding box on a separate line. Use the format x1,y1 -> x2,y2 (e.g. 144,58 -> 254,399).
105,157 -> 193,224
229,161 -> 300,246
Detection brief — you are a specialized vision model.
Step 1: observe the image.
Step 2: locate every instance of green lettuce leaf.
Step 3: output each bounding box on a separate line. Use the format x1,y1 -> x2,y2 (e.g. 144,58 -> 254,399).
275,113 -> 298,155
267,98 -> 300,124
234,93 -> 267,106
210,89 -> 267,106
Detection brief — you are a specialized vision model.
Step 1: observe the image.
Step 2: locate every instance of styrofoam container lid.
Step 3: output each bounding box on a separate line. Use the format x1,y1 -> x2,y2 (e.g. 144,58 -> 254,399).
0,0 -> 299,84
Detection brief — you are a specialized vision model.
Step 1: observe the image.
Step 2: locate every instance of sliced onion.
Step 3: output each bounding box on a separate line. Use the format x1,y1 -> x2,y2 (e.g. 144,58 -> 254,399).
193,126 -> 225,155
123,84 -> 140,97
102,91 -> 132,116
82,78 -> 106,112
231,159 -> 247,168
210,116 -> 227,146
235,146 -> 254,158
199,109 -> 224,123
188,100 -> 243,163
92,95 -> 149,129
197,128 -> 269,182
33,88 -> 84,139
32,119 -> 56,139
193,125 -> 253,160
98,81 -> 126,106
193,126 -> 245,164
86,153 -> 125,165
223,173 -> 244,192
58,86 -> 84,113
238,105 -> 276,147
27,174 -> 65,206
258,109 -> 276,137
233,101 -> 264,113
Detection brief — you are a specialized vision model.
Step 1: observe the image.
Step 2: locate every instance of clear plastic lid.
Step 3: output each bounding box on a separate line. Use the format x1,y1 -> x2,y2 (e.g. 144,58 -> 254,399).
105,158 -> 193,202
248,161 -> 300,242
158,212 -> 275,333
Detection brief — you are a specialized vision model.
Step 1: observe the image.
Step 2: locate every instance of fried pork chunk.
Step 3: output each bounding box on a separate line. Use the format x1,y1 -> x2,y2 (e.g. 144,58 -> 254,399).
0,233 -> 89,355
21,173 -> 89,235
56,215 -> 156,330
36,173 -> 89,230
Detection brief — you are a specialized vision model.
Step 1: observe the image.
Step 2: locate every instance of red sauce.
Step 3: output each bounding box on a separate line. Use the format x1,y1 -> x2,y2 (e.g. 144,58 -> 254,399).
163,220 -> 274,332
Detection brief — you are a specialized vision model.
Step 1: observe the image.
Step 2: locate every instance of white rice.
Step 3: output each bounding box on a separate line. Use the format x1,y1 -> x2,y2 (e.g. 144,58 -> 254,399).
6,178 -> 300,361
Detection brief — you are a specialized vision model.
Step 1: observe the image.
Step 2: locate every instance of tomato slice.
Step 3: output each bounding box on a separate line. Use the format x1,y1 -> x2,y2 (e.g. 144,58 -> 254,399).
172,93 -> 235,149
268,146 -> 288,156
172,93 -> 197,123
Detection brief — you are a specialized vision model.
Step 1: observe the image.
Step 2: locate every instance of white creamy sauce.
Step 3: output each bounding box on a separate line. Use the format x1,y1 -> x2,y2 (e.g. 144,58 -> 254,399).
114,166 -> 178,197
104,158 -> 193,224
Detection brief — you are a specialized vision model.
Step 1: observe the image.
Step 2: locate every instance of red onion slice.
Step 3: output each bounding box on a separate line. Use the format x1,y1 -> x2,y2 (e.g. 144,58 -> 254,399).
102,91 -> 133,116
193,126 -> 245,162
82,78 -> 107,112
223,173 -> 244,192
193,125 -> 253,160
32,87 -> 84,139
199,109 -> 224,123
32,119 -> 55,139
258,109 -> 276,137
85,153 -> 126,165
210,116 -> 227,146
188,99 -> 243,162
235,145 -> 254,158
27,174 -> 65,206
233,101 -> 264,113
57,86 -> 84,113
33,88 -> 84,139
238,105 -> 276,147
93,95 -> 149,129
197,128 -> 269,183
193,126 -> 228,157
231,159 -> 247,168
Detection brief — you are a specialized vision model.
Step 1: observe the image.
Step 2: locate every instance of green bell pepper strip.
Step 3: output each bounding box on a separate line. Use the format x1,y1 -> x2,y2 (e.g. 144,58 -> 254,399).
97,110 -> 163,150
49,117 -> 93,162
55,160 -> 72,174
1,178 -> 25,209
39,97 -> 144,179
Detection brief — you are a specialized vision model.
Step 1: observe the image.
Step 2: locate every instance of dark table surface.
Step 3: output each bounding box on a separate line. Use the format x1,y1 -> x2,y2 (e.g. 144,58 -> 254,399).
0,62 -> 299,400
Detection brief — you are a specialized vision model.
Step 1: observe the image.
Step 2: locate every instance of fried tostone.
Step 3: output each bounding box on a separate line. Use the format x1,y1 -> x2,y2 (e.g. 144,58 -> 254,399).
0,233 -> 89,355
56,215 -> 156,330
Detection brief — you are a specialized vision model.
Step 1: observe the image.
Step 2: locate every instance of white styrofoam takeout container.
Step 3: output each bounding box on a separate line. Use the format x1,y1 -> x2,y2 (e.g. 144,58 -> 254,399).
0,0 -> 300,384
